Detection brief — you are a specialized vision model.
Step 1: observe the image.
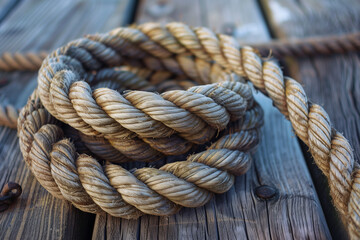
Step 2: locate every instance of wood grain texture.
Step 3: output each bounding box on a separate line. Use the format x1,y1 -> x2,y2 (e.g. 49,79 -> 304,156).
92,0 -> 331,239
0,0 -> 21,24
261,0 -> 360,238
0,0 -> 136,239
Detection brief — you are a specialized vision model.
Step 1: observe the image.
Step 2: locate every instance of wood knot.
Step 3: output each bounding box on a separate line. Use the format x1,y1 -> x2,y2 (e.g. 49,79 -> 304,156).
254,185 -> 277,200
0,182 -> 22,212
146,0 -> 174,18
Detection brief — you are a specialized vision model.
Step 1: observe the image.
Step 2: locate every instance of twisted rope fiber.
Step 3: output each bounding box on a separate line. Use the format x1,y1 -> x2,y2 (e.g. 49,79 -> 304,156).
18,89 -> 261,217
0,51 -> 47,72
1,32 -> 359,72
17,22 -> 359,238
18,28 -> 264,218
38,49 -> 259,162
0,66 -> 158,129
253,31 -> 360,58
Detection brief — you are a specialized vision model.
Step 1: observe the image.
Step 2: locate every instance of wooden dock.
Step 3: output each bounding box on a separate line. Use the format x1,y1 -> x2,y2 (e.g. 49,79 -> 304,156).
0,0 -> 359,239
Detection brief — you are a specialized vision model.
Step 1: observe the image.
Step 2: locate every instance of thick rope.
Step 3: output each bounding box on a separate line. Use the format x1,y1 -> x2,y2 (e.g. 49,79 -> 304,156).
1,32 -> 359,72
4,22 -> 355,238
253,32 -> 360,58
37,47 -> 256,163
24,22 -> 358,238
18,89 -> 261,217
0,51 -> 47,72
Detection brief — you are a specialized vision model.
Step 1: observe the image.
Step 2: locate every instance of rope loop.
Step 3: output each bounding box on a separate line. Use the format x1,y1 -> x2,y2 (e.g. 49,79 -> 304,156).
18,89 -> 262,217
15,22 -> 358,238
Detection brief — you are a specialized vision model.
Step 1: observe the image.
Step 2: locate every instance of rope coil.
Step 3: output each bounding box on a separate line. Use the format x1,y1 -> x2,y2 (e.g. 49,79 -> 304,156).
13,22 -> 359,239
18,88 -> 262,217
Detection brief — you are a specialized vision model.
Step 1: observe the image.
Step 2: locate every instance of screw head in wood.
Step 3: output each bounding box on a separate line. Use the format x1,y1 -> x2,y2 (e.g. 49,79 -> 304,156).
254,185 -> 277,200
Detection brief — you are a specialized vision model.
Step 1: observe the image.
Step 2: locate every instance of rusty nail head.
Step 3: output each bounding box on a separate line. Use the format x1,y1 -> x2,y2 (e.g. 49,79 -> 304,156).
1,182 -> 22,198
0,182 -> 22,212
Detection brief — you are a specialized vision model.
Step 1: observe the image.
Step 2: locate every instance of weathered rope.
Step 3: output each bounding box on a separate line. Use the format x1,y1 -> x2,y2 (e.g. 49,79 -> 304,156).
13,22 -> 359,238
0,51 -> 47,72
253,31 -> 360,58
1,32 -> 359,72
38,50 -> 258,162
18,89 -> 261,217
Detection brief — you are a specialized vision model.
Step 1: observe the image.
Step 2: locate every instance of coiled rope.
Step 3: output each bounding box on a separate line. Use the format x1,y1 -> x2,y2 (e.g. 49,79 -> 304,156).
1,31 -> 359,129
3,22 -> 360,239
19,88 -> 262,217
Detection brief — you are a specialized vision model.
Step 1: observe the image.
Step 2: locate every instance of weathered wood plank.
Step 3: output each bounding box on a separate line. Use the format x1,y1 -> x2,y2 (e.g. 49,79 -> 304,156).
202,0 -> 269,43
136,0 -> 204,25
0,0 -> 136,239
261,0 -> 360,238
93,0 -> 330,239
0,0 -> 21,24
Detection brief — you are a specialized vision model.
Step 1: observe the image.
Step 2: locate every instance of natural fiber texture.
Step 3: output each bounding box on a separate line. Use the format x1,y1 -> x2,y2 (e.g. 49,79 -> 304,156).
38,54 -> 257,162
14,22 -> 359,238
0,51 -> 48,72
1,32 -> 359,72
253,31 -> 360,58
18,89 -> 262,217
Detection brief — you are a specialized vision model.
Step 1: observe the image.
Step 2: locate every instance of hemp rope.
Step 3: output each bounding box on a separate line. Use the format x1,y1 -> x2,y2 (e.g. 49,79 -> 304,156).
6,22 -> 360,238
0,32 -> 359,72
0,51 -> 47,72
19,87 -> 262,217
253,31 -> 360,58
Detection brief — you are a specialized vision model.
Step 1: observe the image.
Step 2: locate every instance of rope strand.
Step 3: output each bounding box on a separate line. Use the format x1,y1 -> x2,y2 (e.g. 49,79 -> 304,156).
0,51 -> 47,72
253,32 -> 360,58
4,22 -> 358,239
1,32 -> 359,72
